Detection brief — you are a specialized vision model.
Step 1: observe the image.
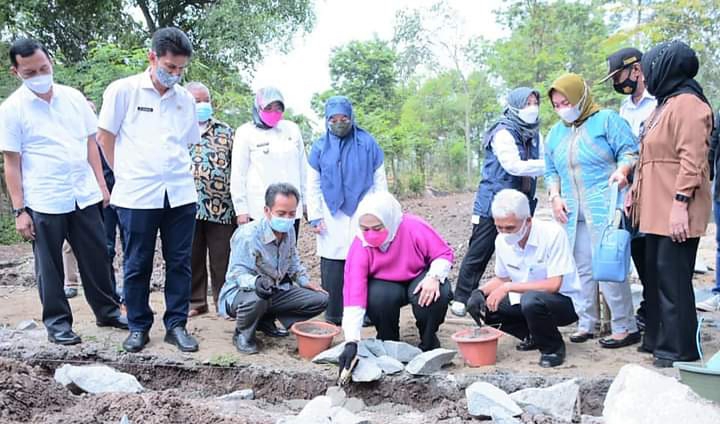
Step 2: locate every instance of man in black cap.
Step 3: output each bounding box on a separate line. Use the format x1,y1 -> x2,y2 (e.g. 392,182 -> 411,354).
601,47 -> 657,335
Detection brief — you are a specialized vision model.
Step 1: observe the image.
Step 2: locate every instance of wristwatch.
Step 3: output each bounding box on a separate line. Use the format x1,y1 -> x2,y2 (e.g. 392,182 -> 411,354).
12,207 -> 27,217
674,193 -> 690,203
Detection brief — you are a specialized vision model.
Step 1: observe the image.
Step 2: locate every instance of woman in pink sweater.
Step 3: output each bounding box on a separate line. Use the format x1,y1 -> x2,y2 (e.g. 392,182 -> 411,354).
341,191 -> 454,354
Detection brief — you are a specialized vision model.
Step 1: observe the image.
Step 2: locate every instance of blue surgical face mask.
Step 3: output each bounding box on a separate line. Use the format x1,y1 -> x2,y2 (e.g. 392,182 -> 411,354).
196,102 -> 213,122
270,215 -> 294,233
155,66 -> 181,88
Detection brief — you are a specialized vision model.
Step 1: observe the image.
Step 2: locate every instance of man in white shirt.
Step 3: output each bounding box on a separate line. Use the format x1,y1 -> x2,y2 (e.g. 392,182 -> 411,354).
601,48 -> 657,331
97,28 -> 201,353
0,39 -> 127,345
467,189 -> 580,368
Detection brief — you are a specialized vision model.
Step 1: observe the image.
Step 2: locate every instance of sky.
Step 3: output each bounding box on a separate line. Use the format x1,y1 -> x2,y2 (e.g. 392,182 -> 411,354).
250,0 -> 506,121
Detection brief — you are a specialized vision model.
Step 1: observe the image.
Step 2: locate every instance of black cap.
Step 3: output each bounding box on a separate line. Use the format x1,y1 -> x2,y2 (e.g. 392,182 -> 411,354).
600,47 -> 643,83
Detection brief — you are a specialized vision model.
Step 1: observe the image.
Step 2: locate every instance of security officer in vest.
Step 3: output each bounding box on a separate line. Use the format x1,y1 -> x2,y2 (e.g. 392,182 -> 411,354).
452,87 -> 545,317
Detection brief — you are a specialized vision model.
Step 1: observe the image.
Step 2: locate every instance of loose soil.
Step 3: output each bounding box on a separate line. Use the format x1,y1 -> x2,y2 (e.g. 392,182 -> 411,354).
1,192 -> 718,423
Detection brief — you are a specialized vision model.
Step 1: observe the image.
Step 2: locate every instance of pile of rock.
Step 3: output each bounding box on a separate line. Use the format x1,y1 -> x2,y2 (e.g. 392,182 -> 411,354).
277,387 -> 369,424
312,339 -> 456,382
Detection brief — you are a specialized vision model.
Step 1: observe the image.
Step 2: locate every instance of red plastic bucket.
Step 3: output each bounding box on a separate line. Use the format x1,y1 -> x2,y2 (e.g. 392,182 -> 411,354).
290,320 -> 341,360
451,327 -> 504,367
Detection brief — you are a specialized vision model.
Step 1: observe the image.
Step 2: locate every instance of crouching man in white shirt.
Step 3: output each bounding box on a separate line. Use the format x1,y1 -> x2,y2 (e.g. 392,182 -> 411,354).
467,189 -> 580,368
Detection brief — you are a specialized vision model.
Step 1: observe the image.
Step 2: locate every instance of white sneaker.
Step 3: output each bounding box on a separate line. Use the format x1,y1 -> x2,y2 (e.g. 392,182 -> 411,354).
451,301 -> 467,317
696,294 -> 720,312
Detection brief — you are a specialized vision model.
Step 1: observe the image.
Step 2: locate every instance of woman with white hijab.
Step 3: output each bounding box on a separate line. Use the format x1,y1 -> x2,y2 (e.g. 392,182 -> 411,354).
338,191 -> 454,368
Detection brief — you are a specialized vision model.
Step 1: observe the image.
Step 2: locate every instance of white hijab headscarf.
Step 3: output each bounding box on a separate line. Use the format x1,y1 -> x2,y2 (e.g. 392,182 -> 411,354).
355,191 -> 403,252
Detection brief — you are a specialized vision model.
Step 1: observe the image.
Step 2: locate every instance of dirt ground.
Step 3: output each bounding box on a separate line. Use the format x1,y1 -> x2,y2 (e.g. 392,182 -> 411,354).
0,192 -> 719,423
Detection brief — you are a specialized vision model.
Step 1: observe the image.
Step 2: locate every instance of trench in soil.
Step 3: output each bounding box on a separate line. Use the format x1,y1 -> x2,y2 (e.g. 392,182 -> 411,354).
19,354 -> 612,417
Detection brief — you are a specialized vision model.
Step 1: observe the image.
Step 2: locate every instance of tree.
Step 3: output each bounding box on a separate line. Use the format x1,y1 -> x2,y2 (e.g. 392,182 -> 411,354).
393,1 -> 497,181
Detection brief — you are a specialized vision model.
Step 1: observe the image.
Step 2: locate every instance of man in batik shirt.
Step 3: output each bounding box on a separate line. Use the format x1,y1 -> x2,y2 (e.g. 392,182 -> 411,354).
186,81 -> 235,316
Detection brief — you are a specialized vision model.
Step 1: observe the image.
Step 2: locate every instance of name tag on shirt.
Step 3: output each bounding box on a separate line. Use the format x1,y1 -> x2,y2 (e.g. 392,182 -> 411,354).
137,106 -> 154,112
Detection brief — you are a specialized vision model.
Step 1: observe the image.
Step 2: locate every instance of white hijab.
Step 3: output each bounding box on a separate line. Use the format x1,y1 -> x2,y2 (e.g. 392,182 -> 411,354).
355,191 -> 403,252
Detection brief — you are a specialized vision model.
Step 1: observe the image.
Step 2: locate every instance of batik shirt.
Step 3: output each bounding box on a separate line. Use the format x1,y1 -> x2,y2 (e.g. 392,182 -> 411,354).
189,118 -> 235,224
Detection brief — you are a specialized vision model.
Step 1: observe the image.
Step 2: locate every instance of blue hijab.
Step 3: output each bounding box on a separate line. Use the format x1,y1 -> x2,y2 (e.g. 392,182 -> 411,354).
308,96 -> 384,216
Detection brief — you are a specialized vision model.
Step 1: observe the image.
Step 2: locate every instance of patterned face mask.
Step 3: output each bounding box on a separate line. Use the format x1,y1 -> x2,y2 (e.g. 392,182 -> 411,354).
329,121 -> 352,138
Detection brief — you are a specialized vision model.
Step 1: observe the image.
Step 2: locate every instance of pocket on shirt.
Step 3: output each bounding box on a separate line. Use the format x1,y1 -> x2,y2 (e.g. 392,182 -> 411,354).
528,263 -> 548,282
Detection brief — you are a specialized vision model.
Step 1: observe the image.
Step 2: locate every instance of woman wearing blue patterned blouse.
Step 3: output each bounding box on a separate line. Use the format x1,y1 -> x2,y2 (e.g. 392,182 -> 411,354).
544,73 -> 640,349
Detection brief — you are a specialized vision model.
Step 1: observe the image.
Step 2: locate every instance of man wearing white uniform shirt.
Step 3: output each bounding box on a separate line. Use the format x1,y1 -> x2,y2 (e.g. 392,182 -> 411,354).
0,39 -> 127,346
601,48 -> 657,331
97,28 -> 201,353
467,189 -> 580,368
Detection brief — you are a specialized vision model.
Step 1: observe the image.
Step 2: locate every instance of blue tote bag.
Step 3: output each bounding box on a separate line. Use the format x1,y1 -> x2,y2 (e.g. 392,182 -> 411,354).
592,182 -> 631,283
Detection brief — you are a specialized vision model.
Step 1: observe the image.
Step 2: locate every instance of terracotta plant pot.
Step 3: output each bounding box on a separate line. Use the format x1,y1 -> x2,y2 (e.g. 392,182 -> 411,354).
290,320 -> 341,360
451,326 -> 504,367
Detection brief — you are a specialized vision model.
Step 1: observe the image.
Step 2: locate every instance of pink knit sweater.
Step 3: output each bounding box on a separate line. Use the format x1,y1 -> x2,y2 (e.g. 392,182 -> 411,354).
343,214 -> 454,308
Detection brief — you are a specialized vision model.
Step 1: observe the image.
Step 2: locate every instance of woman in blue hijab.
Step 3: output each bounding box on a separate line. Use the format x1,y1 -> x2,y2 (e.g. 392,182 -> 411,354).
452,87 -> 545,322
307,96 -> 387,325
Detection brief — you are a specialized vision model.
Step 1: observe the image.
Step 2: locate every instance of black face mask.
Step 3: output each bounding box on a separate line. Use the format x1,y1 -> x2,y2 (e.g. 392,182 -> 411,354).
613,75 -> 639,95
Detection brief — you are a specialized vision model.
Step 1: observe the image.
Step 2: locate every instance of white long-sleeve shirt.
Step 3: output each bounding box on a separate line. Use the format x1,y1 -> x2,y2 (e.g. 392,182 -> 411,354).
231,120 -> 307,220
306,165 -> 388,259
490,129 -> 545,177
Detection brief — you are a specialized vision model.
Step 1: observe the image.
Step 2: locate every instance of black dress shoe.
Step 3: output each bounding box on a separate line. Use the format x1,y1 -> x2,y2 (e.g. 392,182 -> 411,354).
48,330 -> 81,345
123,331 -> 149,353
257,320 -> 289,338
569,332 -> 594,343
233,332 -> 258,354
96,315 -> 129,330
599,331 -> 641,349
637,344 -> 653,354
653,357 -> 674,368
516,336 -> 538,351
539,345 -> 566,368
164,326 -> 199,352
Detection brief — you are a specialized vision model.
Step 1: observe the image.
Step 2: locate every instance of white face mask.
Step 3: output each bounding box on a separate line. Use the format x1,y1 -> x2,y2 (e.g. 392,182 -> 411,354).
555,82 -> 588,124
501,219 -> 529,246
518,105 -> 539,124
23,73 -> 53,94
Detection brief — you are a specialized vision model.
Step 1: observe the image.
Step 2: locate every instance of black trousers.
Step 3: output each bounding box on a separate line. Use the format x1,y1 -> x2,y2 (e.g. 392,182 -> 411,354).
320,257 -> 345,325
642,235 -> 700,362
454,217 -> 497,304
468,290 -> 578,354
228,282 -> 328,340
366,272 -> 451,352
631,237 -> 648,319
29,204 -> 122,333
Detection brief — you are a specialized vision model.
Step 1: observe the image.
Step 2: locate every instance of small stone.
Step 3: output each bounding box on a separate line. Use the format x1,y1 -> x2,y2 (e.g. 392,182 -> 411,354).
343,397 -> 366,413
16,319 -> 38,331
360,338 -> 387,357
466,382 -> 522,420
297,396 -> 333,421
326,386 -> 347,407
405,348 -> 456,376
329,406 -> 371,424
382,341 -> 422,363
54,364 -> 143,394
351,357 -> 383,382
312,342 -> 372,364
509,379 -> 579,422
217,388 -> 255,401
374,355 -> 404,375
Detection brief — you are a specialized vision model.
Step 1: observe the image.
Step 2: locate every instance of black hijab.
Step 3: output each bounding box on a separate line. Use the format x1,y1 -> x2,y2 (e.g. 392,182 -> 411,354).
641,40 -> 710,108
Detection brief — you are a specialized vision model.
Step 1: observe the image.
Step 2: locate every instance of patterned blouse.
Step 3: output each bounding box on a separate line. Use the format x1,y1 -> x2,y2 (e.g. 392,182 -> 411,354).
189,118 -> 235,224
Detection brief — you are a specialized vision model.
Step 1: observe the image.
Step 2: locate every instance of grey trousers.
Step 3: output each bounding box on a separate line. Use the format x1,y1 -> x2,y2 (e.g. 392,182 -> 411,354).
29,204 -> 122,333
228,284 -> 328,340
574,211 -> 637,335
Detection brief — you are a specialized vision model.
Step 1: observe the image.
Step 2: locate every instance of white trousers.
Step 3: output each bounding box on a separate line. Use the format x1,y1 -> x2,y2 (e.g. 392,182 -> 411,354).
573,210 -> 637,335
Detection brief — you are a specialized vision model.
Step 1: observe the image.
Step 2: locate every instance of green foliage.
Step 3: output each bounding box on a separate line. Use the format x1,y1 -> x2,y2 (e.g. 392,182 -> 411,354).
0,214 -> 23,245
408,173 -> 425,195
